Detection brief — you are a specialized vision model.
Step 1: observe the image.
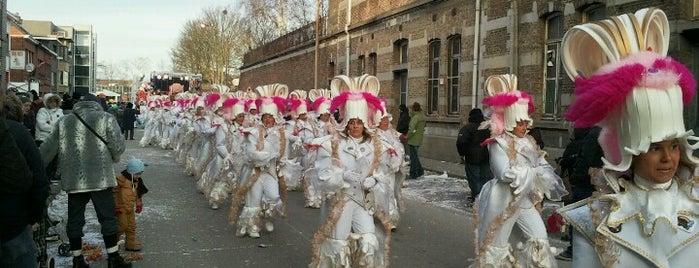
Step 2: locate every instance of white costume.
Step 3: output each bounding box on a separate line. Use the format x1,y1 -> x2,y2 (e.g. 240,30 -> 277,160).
558,8 -> 699,268
373,112 -> 405,229
474,74 -> 567,267
309,75 -> 401,268
228,84 -> 294,239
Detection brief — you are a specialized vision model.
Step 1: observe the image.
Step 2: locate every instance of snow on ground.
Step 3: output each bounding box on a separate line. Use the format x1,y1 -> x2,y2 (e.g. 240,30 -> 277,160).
402,170 -> 473,213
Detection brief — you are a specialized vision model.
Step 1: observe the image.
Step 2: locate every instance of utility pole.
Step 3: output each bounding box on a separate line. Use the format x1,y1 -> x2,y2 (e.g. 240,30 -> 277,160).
314,0 -> 320,89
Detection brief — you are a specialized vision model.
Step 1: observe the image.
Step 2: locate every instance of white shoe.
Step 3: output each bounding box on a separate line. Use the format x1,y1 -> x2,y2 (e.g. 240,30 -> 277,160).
237,227 -> 246,237
265,221 -> 274,232
210,204 -> 219,210
249,232 -> 260,238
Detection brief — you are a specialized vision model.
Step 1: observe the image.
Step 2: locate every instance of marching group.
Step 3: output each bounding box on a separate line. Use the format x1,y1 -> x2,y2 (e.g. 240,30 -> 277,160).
139,75 -> 407,267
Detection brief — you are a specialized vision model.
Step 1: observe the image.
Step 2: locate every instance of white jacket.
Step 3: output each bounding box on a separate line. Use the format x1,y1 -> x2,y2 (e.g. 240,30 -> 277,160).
35,107 -> 64,142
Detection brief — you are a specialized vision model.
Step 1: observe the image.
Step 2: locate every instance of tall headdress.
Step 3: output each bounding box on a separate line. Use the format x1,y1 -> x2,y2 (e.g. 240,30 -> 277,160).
223,91 -> 247,117
329,74 -> 383,130
245,90 -> 259,112
562,8 -> 698,175
255,83 -> 289,121
288,89 -> 310,118
482,74 -> 534,136
308,89 -> 334,116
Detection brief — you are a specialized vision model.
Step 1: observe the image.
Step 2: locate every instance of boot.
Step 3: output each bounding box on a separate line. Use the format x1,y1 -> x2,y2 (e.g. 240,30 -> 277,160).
125,234 -> 142,252
72,255 -> 90,268
107,253 -> 132,268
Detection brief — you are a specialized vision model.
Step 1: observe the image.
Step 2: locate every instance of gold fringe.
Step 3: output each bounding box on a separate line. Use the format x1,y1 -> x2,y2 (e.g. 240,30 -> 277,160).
309,193 -> 346,268
228,167 -> 262,224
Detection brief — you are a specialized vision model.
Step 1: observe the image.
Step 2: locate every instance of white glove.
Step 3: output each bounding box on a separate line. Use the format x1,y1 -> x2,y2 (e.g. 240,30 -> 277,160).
343,170 -> 361,183
362,177 -> 377,190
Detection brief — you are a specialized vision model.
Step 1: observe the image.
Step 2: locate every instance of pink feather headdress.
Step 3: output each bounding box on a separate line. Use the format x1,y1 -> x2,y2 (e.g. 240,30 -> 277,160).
204,93 -> 221,108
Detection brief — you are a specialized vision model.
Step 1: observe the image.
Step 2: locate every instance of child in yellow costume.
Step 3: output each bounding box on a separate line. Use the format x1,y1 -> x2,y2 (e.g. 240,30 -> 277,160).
113,158 -> 148,251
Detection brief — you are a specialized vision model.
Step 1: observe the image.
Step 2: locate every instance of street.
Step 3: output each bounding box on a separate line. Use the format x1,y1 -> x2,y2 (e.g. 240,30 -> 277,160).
48,129 -> 571,267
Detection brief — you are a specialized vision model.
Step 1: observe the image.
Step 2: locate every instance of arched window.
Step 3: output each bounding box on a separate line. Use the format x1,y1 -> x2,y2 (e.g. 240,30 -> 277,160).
584,5 -> 607,22
427,39 -> 440,114
447,35 -> 461,115
368,53 -> 377,76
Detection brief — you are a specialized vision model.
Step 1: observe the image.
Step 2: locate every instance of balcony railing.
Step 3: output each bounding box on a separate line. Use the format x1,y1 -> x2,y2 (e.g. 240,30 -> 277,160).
244,17 -> 327,65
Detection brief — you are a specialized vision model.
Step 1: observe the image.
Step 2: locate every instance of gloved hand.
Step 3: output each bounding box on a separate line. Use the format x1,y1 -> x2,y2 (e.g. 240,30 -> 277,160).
136,204 -> 143,214
115,207 -> 122,216
362,177 -> 377,190
343,170 -> 362,183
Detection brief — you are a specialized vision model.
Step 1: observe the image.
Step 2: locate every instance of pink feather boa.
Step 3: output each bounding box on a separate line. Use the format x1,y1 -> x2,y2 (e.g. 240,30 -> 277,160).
312,97 -> 329,111
289,98 -> 310,112
329,92 -> 384,122
565,52 -> 696,128
222,98 -> 242,109
204,93 -> 221,108
255,96 -> 287,115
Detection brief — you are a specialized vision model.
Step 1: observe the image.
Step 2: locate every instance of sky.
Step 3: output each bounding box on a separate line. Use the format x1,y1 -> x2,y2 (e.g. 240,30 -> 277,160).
9,0 -> 238,77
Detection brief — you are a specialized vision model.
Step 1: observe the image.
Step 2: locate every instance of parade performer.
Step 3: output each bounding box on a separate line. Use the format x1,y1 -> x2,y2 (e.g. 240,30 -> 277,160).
139,97 -> 161,147
209,94 -> 249,211
303,89 -> 337,209
287,89 -> 316,192
185,96 -> 209,177
372,101 -> 405,230
558,8 -> 699,267
228,84 -> 292,238
195,93 -> 223,193
308,74 -> 401,268
474,74 -> 567,267
159,100 -> 176,149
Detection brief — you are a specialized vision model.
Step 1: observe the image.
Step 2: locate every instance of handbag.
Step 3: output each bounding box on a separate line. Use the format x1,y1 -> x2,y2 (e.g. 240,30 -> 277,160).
74,113 -> 108,146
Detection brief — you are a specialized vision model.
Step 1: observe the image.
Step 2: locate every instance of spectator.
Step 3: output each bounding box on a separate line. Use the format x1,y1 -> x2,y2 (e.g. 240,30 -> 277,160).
396,104 -> 410,135
35,93 -> 63,146
122,102 -> 137,140
39,93 -> 131,267
19,96 -> 36,136
456,108 -> 491,204
30,90 -> 43,114
406,102 -> 426,179
0,91 -> 50,268
60,93 -> 74,110
113,158 -> 148,252
528,127 -> 545,149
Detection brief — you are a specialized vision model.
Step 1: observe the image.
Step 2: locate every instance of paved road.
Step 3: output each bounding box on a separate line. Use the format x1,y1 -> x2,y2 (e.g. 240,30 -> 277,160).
57,129 -> 571,267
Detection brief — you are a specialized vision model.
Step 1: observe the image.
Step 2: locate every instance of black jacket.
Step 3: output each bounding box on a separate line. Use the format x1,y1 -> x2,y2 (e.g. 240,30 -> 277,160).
122,108 -> 137,130
396,105 -> 410,135
456,122 -> 490,165
0,119 -> 49,242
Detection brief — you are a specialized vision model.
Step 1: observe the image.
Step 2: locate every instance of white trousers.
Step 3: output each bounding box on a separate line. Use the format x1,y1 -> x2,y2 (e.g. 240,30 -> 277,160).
491,206 -> 547,247
331,198 -> 375,240
245,173 -> 280,208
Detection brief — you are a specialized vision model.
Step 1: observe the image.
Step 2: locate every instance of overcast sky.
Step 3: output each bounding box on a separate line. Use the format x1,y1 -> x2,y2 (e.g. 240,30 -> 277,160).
9,0 -> 238,74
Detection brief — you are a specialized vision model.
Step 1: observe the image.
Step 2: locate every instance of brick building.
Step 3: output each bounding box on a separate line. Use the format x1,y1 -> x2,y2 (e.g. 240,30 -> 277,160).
240,0 -> 699,162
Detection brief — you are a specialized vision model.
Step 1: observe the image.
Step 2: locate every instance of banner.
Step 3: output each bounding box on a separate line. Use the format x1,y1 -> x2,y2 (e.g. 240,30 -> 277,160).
10,50 -> 25,70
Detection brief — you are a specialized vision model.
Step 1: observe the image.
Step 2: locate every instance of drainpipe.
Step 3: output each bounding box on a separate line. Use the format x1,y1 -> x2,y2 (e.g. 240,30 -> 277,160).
471,0 -> 482,108
345,0 -> 352,74
512,0 -> 518,76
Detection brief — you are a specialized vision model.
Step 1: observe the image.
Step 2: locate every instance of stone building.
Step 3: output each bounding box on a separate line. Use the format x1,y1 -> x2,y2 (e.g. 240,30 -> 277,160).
240,0 -> 699,162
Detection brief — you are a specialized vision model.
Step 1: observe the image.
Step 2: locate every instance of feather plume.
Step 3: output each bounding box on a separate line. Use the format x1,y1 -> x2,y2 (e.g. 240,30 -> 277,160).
204,93 -> 221,108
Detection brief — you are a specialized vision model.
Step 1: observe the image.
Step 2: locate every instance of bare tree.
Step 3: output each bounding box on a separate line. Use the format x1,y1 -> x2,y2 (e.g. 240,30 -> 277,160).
239,0 -> 324,49
171,5 -> 246,86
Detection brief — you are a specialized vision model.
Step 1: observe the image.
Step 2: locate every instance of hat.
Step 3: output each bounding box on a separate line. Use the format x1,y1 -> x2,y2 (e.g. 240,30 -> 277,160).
482,74 -> 534,136
372,98 -> 392,127
308,89 -> 334,115
288,90 -> 309,118
329,74 -> 383,130
562,8 -> 698,175
126,158 -> 146,174
255,83 -> 289,121
222,97 -> 246,117
81,93 -> 102,105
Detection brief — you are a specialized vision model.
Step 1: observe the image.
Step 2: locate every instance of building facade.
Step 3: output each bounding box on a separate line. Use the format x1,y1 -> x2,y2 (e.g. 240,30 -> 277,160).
240,0 -> 699,161
8,15 -> 57,96
72,24 -> 96,95
21,20 -> 74,95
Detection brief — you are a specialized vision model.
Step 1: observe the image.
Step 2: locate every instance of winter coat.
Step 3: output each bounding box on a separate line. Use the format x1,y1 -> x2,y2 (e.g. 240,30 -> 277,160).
113,171 -> 143,212
39,100 -> 125,193
35,106 -> 64,142
122,108 -> 137,130
396,106 -> 410,135
456,122 -> 490,165
0,119 -> 49,242
407,111 -> 426,146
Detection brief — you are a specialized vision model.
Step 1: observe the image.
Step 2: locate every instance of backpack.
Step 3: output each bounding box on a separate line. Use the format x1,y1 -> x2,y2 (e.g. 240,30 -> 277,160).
0,118 -> 33,194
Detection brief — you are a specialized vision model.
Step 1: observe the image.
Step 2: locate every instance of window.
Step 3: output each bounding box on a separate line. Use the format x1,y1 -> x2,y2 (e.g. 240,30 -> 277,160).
427,39 -> 440,114
368,53 -> 377,75
358,55 -> 365,75
584,5 -> 607,22
544,13 -> 564,118
447,35 -> 461,115
394,39 -> 409,64
398,71 -> 408,106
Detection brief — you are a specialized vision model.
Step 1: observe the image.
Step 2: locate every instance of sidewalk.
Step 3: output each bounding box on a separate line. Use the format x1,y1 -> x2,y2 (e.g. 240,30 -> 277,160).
419,156 -> 466,179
